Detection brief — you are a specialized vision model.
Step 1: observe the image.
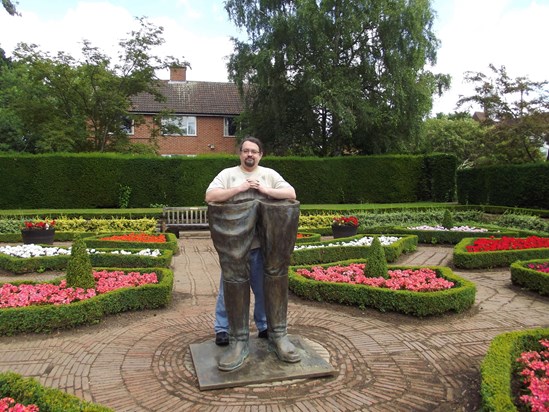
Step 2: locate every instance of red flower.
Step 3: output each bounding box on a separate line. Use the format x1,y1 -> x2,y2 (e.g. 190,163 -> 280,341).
99,233 -> 166,243
332,216 -> 359,227
22,220 -> 56,231
465,236 -> 549,253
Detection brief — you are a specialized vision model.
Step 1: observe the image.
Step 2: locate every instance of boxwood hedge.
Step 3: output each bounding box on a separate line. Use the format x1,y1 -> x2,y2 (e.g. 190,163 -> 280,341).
510,259 -> 549,296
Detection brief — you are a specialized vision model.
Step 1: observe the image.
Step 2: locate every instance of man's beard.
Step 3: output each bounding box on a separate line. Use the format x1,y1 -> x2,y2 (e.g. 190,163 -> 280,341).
244,158 -> 255,167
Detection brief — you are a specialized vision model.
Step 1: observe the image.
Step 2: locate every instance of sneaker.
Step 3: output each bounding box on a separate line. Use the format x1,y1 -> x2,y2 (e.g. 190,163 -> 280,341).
215,331 -> 229,346
258,329 -> 268,339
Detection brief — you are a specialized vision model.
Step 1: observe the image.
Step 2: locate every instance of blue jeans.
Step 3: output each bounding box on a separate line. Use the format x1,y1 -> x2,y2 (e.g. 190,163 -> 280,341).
214,248 -> 267,333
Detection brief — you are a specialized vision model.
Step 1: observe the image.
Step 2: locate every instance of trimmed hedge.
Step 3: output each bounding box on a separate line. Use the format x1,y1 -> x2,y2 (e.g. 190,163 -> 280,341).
83,232 -> 179,254
288,259 -> 476,316
290,234 -> 418,265
480,328 -> 549,412
0,247 -> 173,274
295,232 -> 322,244
0,267 -> 173,335
0,371 -> 113,412
365,225 -> 520,244
453,237 -> 549,269
510,259 -> 549,296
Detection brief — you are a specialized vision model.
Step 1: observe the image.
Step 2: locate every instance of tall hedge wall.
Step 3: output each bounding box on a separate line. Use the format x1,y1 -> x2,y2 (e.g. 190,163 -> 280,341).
457,162 -> 549,209
0,153 -> 456,208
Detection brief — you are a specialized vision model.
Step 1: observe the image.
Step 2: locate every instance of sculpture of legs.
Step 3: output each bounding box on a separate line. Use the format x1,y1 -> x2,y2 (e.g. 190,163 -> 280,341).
208,200 -> 257,371
258,199 -> 301,363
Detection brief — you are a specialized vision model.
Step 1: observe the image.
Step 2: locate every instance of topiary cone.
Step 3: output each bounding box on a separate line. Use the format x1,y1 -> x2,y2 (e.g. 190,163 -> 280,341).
66,236 -> 95,289
366,236 -> 389,279
442,209 -> 454,230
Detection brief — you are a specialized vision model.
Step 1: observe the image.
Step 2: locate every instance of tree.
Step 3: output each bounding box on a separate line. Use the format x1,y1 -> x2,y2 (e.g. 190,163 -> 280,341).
225,0 -> 443,156
457,64 -> 549,163
2,0 -> 20,16
0,17 -> 186,153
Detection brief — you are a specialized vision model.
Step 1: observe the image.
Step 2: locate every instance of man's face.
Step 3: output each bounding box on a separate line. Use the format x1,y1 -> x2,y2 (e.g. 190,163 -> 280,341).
240,141 -> 262,170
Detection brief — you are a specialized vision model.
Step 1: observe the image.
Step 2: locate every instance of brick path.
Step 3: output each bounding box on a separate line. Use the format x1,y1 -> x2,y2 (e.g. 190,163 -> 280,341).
1,235 -> 548,411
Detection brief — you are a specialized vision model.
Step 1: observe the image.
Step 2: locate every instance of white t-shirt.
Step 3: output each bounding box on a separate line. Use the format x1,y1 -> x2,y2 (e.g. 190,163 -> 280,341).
206,165 -> 293,201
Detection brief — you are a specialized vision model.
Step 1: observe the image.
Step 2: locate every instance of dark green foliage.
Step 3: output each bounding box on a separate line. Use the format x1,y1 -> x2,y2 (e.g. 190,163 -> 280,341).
0,371 -> 113,411
0,267 -> 173,335
510,260 -> 549,296
457,163 -> 549,209
442,209 -> 454,229
289,261 -> 476,316
0,153 -> 455,208
480,328 -> 549,412
65,237 -> 95,289
365,237 -> 388,279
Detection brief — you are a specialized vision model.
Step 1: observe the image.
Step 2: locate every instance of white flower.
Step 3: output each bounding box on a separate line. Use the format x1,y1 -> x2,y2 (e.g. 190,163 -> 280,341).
407,225 -> 491,232
294,236 -> 399,251
0,245 -> 162,258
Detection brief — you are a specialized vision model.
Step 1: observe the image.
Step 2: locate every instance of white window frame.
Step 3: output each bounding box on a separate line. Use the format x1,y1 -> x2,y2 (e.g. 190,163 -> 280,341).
161,115 -> 197,136
224,117 -> 237,137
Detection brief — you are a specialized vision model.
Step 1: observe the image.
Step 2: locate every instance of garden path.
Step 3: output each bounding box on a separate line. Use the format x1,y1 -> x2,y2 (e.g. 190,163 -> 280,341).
0,235 -> 548,412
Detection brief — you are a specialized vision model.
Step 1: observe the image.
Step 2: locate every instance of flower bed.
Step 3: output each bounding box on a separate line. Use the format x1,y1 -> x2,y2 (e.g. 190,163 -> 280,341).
289,259 -> 476,316
0,267 -> 173,335
295,232 -> 322,244
454,236 -> 549,269
83,232 -> 179,254
0,371 -> 112,411
291,234 -> 417,265
510,259 -> 549,296
365,225 -> 519,244
480,328 -> 549,412
0,245 -> 173,274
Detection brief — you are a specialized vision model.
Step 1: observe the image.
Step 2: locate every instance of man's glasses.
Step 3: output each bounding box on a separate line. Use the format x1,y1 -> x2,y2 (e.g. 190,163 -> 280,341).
241,149 -> 260,155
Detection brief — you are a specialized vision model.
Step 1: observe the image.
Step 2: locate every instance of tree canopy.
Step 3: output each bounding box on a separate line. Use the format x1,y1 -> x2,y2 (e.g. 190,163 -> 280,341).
457,64 -> 549,162
225,0 -> 444,156
0,17 -> 185,153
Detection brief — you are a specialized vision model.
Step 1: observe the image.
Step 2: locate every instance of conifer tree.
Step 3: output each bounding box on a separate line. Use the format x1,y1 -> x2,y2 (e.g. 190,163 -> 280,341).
66,236 -> 95,289
442,209 -> 454,230
365,237 -> 388,279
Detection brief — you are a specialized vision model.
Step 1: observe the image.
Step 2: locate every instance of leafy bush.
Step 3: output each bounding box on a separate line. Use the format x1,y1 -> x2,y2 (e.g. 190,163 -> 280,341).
0,371 -> 113,411
442,209 -> 454,229
65,237 -> 95,289
366,237 -> 388,279
0,217 -> 157,234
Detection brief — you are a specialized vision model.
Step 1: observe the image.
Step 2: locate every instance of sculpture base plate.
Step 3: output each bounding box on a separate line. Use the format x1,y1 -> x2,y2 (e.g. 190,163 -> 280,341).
190,335 -> 336,390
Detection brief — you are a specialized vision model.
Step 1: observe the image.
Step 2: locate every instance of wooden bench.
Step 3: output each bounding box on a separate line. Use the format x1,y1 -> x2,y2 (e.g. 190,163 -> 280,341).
161,206 -> 209,237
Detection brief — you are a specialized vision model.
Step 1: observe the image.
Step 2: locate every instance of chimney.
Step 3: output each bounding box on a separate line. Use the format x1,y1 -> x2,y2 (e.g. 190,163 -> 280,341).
170,66 -> 186,82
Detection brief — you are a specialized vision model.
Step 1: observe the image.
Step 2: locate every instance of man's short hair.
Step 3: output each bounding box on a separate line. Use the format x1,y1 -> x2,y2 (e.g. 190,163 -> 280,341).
240,136 -> 264,153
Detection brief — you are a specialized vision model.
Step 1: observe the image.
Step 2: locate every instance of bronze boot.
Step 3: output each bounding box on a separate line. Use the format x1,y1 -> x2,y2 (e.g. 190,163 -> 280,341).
258,199 -> 301,363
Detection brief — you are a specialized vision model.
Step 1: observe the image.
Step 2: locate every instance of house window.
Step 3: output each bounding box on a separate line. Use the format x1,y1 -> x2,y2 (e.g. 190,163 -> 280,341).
224,117 -> 237,137
121,117 -> 134,135
161,116 -> 197,136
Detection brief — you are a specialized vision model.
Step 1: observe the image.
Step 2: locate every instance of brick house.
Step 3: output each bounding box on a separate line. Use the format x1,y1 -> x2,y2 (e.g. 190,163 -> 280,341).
128,66 -> 243,156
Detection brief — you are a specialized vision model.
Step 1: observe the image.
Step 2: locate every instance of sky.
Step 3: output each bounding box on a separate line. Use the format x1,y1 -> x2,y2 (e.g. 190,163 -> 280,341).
1,0 -> 548,116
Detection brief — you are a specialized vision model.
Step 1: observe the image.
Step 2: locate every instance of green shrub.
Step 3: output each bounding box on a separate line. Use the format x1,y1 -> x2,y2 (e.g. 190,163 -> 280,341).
442,209 -> 454,229
510,259 -> 549,296
365,237 -> 388,279
289,260 -> 476,316
480,328 -> 549,412
0,267 -> 173,335
65,237 -> 95,289
453,237 -> 549,269
0,371 -> 113,411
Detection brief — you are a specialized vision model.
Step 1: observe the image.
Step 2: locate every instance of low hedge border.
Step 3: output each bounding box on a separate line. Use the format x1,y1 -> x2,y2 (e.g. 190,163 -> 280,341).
0,371 -> 113,412
83,232 -> 179,254
480,327 -> 549,412
0,247 -> 174,274
0,266 -> 173,335
289,259 -> 476,316
510,259 -> 549,296
290,234 -> 418,266
453,237 -> 549,269
0,231 -> 99,243
365,225 -> 520,244
295,232 -> 322,244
